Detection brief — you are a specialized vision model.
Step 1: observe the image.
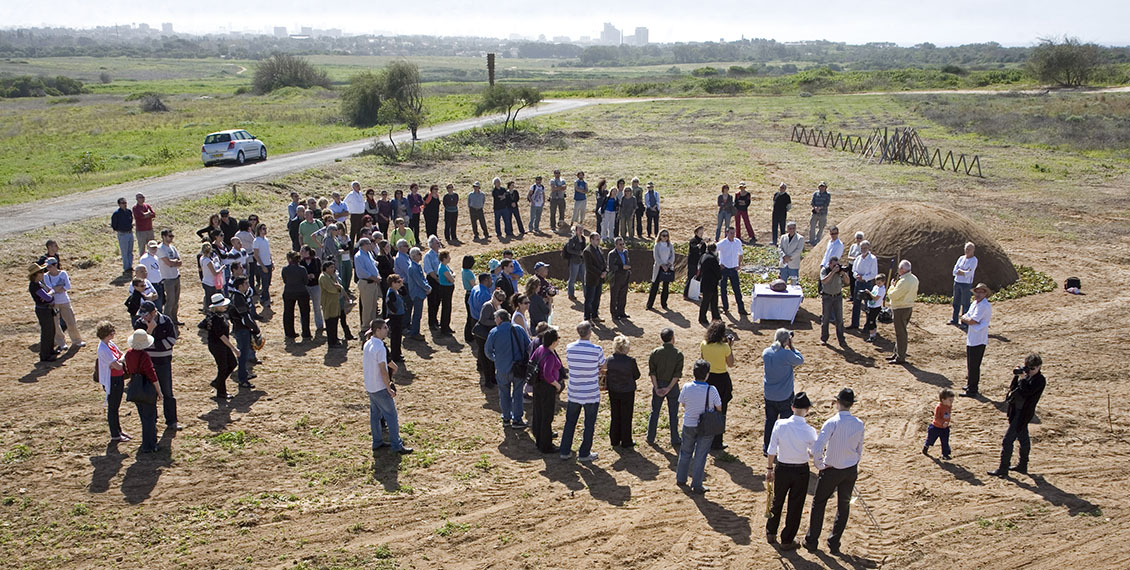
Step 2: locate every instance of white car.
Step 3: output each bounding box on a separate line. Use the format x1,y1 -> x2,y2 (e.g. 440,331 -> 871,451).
201,129 -> 267,166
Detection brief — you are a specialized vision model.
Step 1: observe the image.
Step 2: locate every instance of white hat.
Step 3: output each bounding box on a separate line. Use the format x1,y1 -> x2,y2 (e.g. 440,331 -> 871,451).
128,329 -> 154,350
209,293 -> 231,308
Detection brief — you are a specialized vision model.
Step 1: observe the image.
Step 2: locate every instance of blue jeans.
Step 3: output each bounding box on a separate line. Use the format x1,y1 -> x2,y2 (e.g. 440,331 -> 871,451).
779,267 -> 799,284
925,424 -> 951,456
407,295 -> 425,336
951,281 -> 972,323
583,282 -> 602,321
647,387 -> 680,445
152,281 -> 165,313
259,264 -> 273,305
496,369 -> 526,422
568,261 -> 585,297
368,389 -> 403,450
233,328 -> 251,383
720,267 -> 745,313
117,232 -> 134,272
151,356 -> 177,426
715,211 -> 732,241
494,207 -> 513,237
560,401 -> 599,458
676,424 -> 714,489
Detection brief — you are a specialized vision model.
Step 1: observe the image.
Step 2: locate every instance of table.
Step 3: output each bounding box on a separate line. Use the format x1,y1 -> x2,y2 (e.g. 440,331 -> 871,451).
750,284 -> 804,323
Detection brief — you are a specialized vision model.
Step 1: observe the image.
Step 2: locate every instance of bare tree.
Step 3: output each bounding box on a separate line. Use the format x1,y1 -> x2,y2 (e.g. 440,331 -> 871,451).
1028,36 -> 1103,87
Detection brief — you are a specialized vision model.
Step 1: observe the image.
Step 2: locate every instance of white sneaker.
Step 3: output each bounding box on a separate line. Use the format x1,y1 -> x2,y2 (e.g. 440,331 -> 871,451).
76,341 -> 86,348
578,452 -> 598,462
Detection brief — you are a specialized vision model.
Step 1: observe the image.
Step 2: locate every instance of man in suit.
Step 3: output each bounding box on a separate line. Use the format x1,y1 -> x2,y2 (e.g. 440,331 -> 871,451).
582,232 -> 607,323
607,237 -> 632,321
698,243 -> 722,326
778,221 -> 805,285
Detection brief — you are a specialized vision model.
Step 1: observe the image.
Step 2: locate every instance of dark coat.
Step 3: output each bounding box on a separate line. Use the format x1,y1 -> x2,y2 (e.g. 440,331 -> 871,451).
605,353 -> 640,393
583,244 -> 606,287
698,252 -> 721,287
607,248 -> 631,286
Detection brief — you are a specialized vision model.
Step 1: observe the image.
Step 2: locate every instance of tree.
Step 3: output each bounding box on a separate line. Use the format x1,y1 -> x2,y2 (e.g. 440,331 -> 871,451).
341,70 -> 386,127
383,60 -> 426,143
473,85 -> 543,132
252,53 -> 330,94
1027,36 -> 1103,87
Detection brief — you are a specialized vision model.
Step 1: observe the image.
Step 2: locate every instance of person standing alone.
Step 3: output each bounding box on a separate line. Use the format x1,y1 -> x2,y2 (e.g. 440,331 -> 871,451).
988,354 -> 1045,477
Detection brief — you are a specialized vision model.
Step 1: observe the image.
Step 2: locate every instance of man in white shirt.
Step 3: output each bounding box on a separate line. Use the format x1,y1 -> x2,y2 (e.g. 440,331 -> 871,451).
716,227 -> 747,316
820,226 -> 843,267
805,388 -> 864,555
156,229 -> 184,325
960,283 -> 993,397
548,169 -> 568,231
363,319 -> 412,455
344,181 -> 367,244
849,240 -> 878,329
949,242 -> 978,327
765,392 -> 816,550
139,240 -> 164,312
528,176 -> 546,233
778,221 -> 805,285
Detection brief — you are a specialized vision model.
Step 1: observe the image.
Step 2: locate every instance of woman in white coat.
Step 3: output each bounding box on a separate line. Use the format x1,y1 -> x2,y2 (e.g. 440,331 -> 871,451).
647,229 -> 675,310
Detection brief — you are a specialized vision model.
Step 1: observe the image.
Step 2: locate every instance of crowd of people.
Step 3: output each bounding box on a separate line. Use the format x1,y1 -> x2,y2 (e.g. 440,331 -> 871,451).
22,175 -> 1048,557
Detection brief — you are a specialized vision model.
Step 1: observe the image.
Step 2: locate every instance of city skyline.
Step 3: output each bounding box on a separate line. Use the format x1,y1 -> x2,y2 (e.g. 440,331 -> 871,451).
3,0 -> 1129,47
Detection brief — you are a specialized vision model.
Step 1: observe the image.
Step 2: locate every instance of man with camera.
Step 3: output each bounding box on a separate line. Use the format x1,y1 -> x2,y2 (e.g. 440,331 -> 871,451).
989,354 -> 1045,477
819,257 -> 851,347
762,329 -> 804,455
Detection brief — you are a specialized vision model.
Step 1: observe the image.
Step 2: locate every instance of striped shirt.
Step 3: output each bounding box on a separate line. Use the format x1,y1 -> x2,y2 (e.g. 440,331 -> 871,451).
565,339 -> 606,404
812,411 -> 865,470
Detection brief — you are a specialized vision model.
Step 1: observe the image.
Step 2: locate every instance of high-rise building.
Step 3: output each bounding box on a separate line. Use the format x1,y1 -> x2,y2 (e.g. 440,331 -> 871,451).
301,26 -> 313,36
634,27 -> 648,46
161,22 -> 173,34
599,23 -> 621,45
273,26 -> 287,38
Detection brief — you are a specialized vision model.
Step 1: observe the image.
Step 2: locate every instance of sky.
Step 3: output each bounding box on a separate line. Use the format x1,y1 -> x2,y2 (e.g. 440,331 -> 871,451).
4,0 -> 1128,47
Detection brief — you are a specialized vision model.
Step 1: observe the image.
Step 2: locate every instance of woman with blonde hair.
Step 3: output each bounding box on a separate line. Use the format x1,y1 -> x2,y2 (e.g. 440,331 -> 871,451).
605,334 -> 641,448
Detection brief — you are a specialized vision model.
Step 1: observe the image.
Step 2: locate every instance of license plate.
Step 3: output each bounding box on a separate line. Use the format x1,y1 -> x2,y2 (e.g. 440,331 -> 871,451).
211,153 -> 223,158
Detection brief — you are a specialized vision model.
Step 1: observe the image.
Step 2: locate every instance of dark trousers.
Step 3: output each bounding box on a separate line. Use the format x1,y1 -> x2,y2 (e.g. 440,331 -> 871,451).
767,462 -> 811,543
463,292 -> 475,343
259,264 -> 273,305
473,335 -> 495,384
35,306 -> 55,360
645,209 -> 660,236
209,342 -> 237,396
608,390 -> 635,446
699,281 -> 721,323
646,278 -> 670,309
720,267 -> 745,313
283,293 -> 312,338
998,415 -> 1031,470
583,282 -> 602,321
438,283 -> 454,331
635,210 -> 644,236
350,213 -> 364,245
771,214 -> 787,245
494,207 -> 513,237
136,400 -> 159,452
426,276 -> 441,329
805,464 -> 858,550
647,387 -> 680,445
424,212 -> 439,239
764,397 -> 794,454
821,294 -> 845,343
288,218 -> 301,252
409,214 -> 421,245
532,380 -> 557,452
444,210 -> 458,242
864,306 -> 881,334
966,344 -> 986,394
469,208 -> 489,239
325,316 -> 340,345
107,376 -> 124,438
925,424 -> 951,456
511,207 -> 525,234
850,279 -> 873,328
707,372 -> 733,449
387,314 -> 404,362
560,401 -> 599,458
151,356 -> 177,426
609,279 -> 628,318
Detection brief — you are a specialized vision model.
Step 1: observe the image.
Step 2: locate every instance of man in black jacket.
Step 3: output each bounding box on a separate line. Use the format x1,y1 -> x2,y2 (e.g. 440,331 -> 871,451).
281,252 -> 312,340
698,243 -> 722,326
607,237 -> 632,320
564,225 -> 587,300
134,301 -> 182,430
582,232 -> 607,323
989,353 -> 1046,477
230,277 -> 258,389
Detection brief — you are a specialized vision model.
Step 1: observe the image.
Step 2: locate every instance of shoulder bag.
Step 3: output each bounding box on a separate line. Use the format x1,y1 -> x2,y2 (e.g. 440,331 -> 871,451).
697,384 -> 726,437
125,371 -> 157,405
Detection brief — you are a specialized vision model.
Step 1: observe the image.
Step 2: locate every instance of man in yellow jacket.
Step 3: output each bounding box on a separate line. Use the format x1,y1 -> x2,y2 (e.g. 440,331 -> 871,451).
886,260 -> 918,364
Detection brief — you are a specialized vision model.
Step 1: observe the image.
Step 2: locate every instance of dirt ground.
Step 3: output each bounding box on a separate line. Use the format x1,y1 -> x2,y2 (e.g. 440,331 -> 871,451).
3,114 -> 1130,569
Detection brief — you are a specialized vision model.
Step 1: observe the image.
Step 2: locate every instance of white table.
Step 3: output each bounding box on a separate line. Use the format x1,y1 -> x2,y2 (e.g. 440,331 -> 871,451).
750,284 -> 804,323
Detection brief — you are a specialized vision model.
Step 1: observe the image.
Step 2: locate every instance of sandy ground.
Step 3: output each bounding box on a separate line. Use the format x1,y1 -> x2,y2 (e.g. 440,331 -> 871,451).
2,142 -> 1130,568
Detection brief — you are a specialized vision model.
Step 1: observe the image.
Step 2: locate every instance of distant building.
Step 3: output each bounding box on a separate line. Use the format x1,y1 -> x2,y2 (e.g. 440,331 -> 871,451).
273,26 -> 287,37
579,35 -> 591,43
599,23 -> 621,46
301,26 -> 312,36
552,36 -> 571,43
324,28 -> 342,38
634,27 -> 648,46
537,34 -> 546,42
161,22 -> 173,34
137,23 -> 150,32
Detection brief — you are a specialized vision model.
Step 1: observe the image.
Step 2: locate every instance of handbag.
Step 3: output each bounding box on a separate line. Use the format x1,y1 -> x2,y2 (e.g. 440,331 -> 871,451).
657,267 -> 675,283
525,348 -> 544,386
686,278 -> 702,301
878,306 -> 893,324
510,326 -> 530,379
125,372 -> 157,405
697,384 -> 726,437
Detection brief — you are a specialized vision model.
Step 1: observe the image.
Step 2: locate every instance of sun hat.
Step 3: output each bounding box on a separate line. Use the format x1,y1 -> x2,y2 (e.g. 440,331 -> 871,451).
147,240 -> 159,249
209,293 -> 231,308
27,262 -> 46,277
973,282 -> 992,294
128,329 -> 154,350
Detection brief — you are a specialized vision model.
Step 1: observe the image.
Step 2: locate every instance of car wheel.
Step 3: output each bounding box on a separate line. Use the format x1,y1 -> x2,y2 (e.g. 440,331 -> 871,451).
236,151 -> 245,165
259,147 -> 267,161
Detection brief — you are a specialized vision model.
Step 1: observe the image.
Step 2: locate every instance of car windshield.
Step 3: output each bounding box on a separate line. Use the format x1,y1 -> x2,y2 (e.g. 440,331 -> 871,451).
204,133 -> 232,144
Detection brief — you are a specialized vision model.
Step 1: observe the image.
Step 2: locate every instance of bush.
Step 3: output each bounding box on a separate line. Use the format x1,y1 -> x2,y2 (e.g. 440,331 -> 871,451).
141,145 -> 178,166
691,66 -> 720,77
70,151 -> 105,175
252,53 -> 330,95
941,65 -> 967,76
99,71 -> 112,84
0,74 -> 88,98
341,71 -> 385,127
1028,36 -> 1103,87
234,86 -> 250,95
139,93 -> 168,113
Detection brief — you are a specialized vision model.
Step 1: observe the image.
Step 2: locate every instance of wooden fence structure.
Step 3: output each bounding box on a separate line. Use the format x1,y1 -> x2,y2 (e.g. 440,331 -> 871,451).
790,125 -> 982,177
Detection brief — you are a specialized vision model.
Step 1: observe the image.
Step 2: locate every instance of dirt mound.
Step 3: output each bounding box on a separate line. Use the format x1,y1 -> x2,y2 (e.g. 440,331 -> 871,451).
800,203 -> 1019,294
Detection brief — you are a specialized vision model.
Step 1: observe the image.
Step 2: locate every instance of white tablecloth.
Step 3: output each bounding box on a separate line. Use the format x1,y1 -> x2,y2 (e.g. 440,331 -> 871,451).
750,284 -> 804,323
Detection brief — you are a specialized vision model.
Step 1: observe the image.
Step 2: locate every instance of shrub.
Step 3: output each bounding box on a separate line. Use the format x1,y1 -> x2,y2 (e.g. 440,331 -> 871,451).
341,71 -> 385,127
252,53 -> 330,95
233,86 -> 250,95
99,71 -> 112,84
70,151 -> 105,175
139,93 -> 168,112
691,66 -> 719,77
141,145 -> 178,165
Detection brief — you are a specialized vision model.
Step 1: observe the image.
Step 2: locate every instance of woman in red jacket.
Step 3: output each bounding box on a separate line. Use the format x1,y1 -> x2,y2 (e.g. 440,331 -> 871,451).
125,329 -> 162,453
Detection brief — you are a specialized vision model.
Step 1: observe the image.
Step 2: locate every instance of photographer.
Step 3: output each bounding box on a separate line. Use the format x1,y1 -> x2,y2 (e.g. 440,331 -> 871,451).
762,329 -> 804,455
700,321 -> 737,450
988,354 -> 1046,477
819,257 -> 851,347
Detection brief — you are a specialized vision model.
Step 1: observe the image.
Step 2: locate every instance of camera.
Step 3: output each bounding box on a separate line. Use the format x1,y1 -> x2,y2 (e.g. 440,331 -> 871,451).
1013,365 -> 1029,376
856,289 -> 873,302
840,264 -> 852,274
724,329 -> 740,342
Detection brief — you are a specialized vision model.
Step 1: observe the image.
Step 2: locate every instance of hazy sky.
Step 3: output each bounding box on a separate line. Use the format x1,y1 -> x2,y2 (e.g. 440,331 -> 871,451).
4,0 -> 1128,46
